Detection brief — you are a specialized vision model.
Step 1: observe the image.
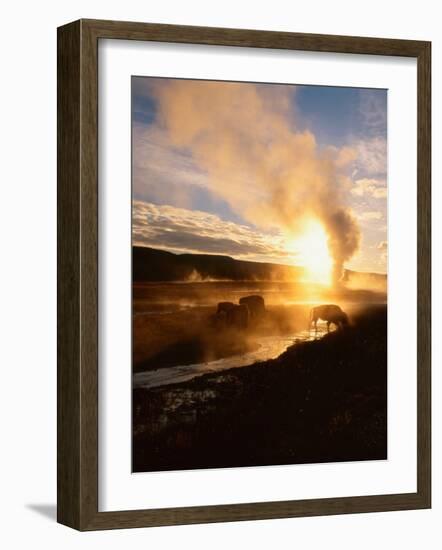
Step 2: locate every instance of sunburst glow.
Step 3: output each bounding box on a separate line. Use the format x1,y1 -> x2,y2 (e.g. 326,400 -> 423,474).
287,219 -> 333,285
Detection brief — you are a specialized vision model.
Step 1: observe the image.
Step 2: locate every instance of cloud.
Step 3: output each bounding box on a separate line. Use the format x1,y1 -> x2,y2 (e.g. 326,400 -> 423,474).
358,89 -> 387,138
133,200 -> 292,262
351,178 -> 387,199
353,136 -> 387,178
358,211 -> 383,221
324,145 -> 358,169
377,240 -> 388,265
133,125 -> 209,204
335,146 -> 358,168
147,79 -> 361,281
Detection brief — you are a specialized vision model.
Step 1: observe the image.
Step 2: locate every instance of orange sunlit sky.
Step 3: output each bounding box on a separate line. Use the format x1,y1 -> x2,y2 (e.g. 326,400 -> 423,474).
132,77 -> 387,282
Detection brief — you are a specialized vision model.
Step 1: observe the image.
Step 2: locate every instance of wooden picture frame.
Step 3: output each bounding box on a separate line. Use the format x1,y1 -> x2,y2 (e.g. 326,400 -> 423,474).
57,18 -> 431,530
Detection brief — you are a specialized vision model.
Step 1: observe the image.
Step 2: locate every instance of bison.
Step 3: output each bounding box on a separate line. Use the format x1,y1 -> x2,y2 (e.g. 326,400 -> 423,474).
239,295 -> 265,319
226,304 -> 249,329
216,301 -> 236,315
310,304 -> 349,333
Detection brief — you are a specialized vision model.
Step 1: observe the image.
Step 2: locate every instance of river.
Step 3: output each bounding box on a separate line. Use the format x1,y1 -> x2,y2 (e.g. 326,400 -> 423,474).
133,324 -> 328,389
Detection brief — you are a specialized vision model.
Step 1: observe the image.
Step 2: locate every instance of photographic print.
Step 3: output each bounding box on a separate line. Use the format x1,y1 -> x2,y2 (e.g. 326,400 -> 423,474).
132,77 -> 388,473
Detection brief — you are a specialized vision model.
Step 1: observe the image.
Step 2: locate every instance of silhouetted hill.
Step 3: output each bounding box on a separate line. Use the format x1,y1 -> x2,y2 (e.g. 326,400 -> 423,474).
133,246 -> 388,285
133,246 -> 305,282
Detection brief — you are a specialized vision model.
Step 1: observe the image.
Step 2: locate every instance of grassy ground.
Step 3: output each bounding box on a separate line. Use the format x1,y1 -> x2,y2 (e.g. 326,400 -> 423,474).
133,305 -> 387,472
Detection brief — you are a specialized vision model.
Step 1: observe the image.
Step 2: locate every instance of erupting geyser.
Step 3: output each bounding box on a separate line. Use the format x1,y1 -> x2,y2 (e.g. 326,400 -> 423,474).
150,80 -> 361,282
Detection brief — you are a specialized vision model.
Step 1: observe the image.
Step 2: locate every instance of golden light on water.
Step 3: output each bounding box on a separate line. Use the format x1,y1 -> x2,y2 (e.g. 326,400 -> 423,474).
287,219 -> 333,285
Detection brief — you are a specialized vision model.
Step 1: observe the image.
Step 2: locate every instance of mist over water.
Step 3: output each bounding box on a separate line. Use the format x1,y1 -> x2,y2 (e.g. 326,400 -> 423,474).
133,281 -> 386,388
134,327 -> 328,389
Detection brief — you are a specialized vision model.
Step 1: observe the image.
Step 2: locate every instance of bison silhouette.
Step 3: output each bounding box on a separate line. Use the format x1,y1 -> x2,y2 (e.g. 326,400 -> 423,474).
239,295 -> 265,318
216,301 -> 236,315
310,304 -> 349,333
226,304 -> 249,329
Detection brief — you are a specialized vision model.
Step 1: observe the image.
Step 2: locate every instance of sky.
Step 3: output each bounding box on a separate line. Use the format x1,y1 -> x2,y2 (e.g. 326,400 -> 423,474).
132,76 -> 387,274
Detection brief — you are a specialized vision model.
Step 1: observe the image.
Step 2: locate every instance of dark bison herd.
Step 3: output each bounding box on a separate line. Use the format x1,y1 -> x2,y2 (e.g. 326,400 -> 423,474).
212,295 -> 266,329
212,297 -> 350,333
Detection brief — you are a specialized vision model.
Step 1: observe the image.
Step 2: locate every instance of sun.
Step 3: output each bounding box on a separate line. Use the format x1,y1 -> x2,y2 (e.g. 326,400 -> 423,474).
286,219 -> 333,285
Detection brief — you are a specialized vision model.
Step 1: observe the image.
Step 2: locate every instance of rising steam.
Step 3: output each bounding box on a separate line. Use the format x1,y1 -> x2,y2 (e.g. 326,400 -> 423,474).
150,80 -> 360,283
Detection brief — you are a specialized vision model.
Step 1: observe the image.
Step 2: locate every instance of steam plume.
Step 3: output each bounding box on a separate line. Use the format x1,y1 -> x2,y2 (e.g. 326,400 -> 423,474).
150,80 -> 360,283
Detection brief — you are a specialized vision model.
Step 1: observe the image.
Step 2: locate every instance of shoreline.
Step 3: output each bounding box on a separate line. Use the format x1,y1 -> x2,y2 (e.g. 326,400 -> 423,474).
133,330 -> 326,389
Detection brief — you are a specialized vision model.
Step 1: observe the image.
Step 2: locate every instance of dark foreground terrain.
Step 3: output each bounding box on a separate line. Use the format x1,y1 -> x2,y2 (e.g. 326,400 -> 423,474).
133,305 -> 387,472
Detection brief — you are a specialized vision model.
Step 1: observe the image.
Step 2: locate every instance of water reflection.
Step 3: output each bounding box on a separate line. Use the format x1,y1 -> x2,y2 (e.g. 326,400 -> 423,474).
133,324 -> 328,389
